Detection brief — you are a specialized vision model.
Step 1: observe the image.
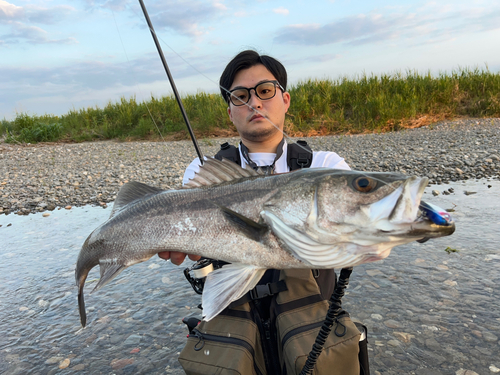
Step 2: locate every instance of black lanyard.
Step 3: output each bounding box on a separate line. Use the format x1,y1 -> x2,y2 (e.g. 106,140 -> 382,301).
239,138 -> 285,175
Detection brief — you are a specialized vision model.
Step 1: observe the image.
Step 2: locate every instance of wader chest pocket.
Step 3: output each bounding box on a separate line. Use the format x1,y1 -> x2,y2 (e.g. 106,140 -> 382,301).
178,314 -> 267,375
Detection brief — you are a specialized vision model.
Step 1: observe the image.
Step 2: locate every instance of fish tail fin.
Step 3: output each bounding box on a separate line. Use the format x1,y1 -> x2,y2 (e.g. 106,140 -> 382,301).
78,283 -> 87,328
76,268 -> 89,328
202,264 -> 266,321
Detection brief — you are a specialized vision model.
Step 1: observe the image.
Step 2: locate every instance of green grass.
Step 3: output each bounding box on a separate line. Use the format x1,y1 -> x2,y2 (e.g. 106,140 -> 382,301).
2,67 -> 500,144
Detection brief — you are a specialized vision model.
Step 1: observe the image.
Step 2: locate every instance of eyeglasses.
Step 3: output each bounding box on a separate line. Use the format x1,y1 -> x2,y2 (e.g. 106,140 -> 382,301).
228,80 -> 284,106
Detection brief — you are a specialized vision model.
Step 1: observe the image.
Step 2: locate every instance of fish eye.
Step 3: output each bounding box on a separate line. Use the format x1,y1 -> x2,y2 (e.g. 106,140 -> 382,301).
352,176 -> 377,193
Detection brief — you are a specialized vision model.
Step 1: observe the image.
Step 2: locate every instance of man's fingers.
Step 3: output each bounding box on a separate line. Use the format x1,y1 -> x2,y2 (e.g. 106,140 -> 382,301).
170,251 -> 187,265
158,251 -> 170,260
157,252 -> 200,265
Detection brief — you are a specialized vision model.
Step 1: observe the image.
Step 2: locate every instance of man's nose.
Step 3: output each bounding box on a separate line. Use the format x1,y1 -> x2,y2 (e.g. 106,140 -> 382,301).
247,89 -> 262,108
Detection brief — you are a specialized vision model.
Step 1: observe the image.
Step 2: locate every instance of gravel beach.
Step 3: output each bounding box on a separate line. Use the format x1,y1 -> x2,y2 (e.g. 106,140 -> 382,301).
1,118 -> 499,216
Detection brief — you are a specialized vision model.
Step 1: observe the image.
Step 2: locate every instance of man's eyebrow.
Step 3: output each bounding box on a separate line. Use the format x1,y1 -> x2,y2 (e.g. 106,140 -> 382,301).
230,79 -> 275,90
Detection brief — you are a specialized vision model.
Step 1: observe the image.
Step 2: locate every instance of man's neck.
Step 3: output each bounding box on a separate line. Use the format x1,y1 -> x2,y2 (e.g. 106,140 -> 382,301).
240,135 -> 284,153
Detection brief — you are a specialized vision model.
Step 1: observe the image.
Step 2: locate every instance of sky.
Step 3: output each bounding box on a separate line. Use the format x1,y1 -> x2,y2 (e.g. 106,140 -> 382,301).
1,0 -> 500,120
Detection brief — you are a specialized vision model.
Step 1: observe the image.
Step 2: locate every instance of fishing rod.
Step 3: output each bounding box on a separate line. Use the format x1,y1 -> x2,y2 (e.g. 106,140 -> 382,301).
137,0 -> 204,164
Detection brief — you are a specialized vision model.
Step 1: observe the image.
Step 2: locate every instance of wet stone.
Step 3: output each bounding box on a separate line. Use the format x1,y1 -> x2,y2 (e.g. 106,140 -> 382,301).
123,334 -> 142,346
384,320 -> 403,329
416,369 -> 445,375
482,331 -> 498,342
72,363 -> 85,371
45,356 -> 63,365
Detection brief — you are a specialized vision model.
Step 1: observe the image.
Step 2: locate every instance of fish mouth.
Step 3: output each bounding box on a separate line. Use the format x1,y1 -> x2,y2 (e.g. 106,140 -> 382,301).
365,176 -> 455,239
407,201 -> 456,238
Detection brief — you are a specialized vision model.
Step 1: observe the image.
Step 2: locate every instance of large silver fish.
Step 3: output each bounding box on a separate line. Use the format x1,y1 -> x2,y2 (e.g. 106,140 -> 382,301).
75,157 -> 455,326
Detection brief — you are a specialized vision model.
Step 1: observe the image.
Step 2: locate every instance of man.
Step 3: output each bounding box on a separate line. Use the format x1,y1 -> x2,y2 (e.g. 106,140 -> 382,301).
159,50 -> 362,375
158,50 -> 349,266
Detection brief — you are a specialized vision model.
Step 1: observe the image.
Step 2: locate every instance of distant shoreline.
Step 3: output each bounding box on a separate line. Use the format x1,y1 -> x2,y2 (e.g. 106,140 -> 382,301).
1,118 -> 499,216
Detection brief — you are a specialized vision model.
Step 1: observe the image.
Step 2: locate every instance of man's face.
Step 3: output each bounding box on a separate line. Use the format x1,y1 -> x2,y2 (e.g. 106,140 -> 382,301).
227,64 -> 290,144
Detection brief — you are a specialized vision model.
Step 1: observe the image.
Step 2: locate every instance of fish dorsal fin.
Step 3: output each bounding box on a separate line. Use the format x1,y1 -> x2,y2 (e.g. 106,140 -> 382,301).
183,157 -> 263,189
110,181 -> 163,217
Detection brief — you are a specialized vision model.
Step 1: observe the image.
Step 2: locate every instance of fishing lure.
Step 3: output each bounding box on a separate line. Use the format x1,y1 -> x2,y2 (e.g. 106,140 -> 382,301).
420,201 -> 453,226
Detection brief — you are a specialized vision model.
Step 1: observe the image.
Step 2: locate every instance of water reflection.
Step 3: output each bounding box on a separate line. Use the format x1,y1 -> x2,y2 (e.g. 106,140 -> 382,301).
0,180 -> 499,374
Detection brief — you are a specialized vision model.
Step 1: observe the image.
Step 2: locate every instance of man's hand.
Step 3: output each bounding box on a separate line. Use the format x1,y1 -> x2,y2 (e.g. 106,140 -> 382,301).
158,251 -> 201,265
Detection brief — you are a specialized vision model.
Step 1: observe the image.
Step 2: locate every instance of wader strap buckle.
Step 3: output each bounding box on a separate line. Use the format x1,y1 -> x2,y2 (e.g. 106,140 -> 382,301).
250,284 -> 272,299
229,280 -> 287,308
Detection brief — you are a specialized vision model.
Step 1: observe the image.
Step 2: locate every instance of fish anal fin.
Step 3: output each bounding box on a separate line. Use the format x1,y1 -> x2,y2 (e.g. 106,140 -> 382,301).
202,264 -> 266,321
91,261 -> 128,293
111,181 -> 163,218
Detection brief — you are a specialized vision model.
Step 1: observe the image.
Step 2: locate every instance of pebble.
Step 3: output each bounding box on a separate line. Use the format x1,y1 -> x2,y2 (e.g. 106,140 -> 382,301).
456,370 -> 479,375
42,212 -> 50,217
110,358 -> 135,370
1,118 -> 499,215
490,365 -> 500,373
59,358 -> 70,369
384,319 -> 403,329
72,364 -> 85,371
45,356 -> 63,365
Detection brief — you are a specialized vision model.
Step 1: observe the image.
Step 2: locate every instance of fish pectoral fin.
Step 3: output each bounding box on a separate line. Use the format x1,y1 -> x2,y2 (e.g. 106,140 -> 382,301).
110,181 -> 163,218
214,203 -> 268,242
202,264 -> 266,321
91,261 -> 128,293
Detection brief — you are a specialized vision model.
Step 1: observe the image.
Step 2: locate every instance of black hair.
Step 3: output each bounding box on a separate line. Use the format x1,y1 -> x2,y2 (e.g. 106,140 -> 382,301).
219,50 -> 288,104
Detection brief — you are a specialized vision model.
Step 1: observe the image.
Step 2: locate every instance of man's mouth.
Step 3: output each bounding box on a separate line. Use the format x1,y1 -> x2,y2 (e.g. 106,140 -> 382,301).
249,114 -> 265,122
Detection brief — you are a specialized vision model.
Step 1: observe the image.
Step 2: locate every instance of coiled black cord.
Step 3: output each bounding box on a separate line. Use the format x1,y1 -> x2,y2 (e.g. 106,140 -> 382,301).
299,267 -> 354,375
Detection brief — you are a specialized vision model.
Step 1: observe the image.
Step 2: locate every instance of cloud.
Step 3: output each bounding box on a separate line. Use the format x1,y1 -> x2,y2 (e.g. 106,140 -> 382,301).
273,7 -> 289,16
1,21 -> 77,44
147,0 -> 227,37
0,51 -> 227,118
283,53 -> 341,67
101,0 -> 130,12
0,0 -> 77,45
0,51 -> 222,95
274,7 -> 500,47
0,0 -> 23,20
0,0 -> 75,23
25,5 -> 75,25
274,14 -> 403,46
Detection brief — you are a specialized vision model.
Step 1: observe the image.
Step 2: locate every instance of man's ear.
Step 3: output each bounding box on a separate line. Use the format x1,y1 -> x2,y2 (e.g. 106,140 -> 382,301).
283,91 -> 291,113
227,106 -> 233,122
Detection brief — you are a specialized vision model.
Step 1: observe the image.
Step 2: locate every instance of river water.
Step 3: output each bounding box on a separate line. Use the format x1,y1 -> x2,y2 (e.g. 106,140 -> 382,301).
0,179 -> 499,375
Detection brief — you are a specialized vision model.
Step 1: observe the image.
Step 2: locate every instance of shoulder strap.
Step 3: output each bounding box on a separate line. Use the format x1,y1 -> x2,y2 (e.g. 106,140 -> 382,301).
214,142 -> 241,165
215,140 -> 313,171
287,140 -> 313,170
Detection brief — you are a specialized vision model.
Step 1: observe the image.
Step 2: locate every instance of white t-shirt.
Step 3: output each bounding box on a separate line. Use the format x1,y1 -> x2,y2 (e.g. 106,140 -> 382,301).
182,140 -> 350,185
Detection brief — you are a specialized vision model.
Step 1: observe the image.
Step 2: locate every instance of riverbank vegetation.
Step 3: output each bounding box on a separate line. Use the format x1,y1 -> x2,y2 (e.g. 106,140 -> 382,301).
1,67 -> 499,144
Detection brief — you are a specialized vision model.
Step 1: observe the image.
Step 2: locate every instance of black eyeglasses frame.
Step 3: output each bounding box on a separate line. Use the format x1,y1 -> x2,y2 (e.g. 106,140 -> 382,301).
228,80 -> 285,106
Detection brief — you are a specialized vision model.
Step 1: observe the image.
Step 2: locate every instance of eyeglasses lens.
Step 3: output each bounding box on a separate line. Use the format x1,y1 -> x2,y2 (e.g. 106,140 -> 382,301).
255,82 -> 277,100
230,81 -> 277,106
